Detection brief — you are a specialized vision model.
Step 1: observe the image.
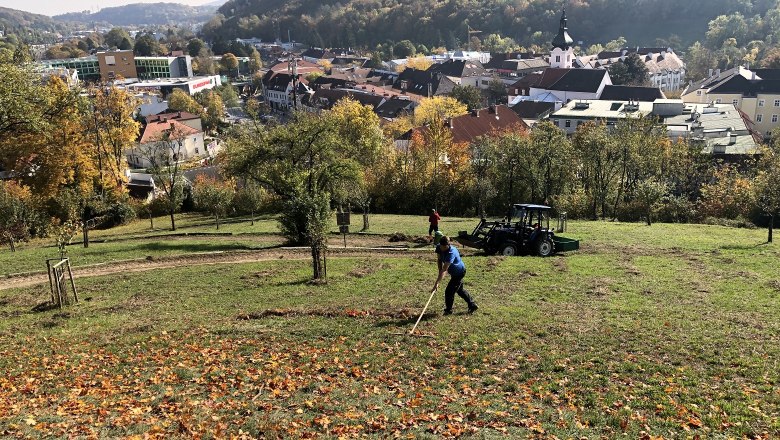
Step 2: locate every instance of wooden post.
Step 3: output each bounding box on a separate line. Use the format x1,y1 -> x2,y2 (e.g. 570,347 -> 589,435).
46,260 -> 55,305
65,259 -> 78,303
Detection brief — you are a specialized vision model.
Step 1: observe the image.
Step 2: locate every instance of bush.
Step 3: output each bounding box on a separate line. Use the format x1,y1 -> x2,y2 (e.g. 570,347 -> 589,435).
553,187 -> 592,219
99,198 -> 137,228
702,216 -> 756,229
656,196 -> 698,223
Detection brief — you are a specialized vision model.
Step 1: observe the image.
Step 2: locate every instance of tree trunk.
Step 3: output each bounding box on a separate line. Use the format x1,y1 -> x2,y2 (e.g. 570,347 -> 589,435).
8,237 -> 15,253
311,245 -> 324,280
769,214 -> 774,243
170,209 -> 176,231
83,226 -> 89,248
646,210 -> 652,226
362,206 -> 369,232
250,208 -> 255,226
216,214 -> 220,230
149,211 -> 154,229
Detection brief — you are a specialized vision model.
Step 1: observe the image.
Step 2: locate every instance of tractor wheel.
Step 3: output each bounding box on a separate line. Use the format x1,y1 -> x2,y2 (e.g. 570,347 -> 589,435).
498,241 -> 518,256
536,237 -> 554,257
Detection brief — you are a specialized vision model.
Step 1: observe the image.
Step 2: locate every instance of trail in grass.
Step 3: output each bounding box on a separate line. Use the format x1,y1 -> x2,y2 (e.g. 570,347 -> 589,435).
0,247 -> 437,291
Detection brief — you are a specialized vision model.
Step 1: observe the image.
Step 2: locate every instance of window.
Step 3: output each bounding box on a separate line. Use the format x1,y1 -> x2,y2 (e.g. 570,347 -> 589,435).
775,99 -> 780,107
715,98 -> 722,104
105,56 -> 115,66
772,114 -> 778,123
696,90 -> 702,96
556,56 -> 560,63
756,114 -> 763,122
732,99 -> 739,105
759,99 -> 765,107
565,120 -> 571,128
553,119 -> 559,126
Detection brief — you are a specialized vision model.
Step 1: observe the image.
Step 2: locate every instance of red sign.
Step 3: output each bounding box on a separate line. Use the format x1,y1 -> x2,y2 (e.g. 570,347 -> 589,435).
191,79 -> 212,91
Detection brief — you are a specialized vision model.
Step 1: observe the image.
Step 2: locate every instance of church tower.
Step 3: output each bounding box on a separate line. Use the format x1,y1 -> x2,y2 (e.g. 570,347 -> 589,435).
550,8 -> 574,68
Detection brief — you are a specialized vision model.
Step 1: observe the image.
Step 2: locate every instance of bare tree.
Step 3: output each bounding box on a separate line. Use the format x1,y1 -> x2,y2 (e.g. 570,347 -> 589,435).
137,125 -> 189,231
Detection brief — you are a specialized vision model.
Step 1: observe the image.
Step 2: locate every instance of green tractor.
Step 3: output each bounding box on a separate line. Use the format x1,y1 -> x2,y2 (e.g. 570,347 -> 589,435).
456,204 -> 579,256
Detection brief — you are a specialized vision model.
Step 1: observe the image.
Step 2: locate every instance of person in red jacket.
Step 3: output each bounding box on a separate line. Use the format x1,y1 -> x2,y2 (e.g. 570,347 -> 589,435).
428,209 -> 441,236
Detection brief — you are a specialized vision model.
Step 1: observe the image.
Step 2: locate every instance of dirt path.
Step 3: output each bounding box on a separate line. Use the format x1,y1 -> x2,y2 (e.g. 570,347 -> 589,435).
0,247 -> 436,291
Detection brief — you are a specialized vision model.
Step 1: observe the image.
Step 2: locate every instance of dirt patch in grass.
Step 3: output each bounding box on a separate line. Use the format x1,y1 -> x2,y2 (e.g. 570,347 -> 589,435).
237,307 -> 431,321
587,278 -> 612,297
347,262 -> 390,278
389,233 -> 430,244
552,257 -> 568,272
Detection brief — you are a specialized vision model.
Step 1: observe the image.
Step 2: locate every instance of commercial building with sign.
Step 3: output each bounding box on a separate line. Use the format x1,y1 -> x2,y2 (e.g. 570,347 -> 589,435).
125,75 -> 222,96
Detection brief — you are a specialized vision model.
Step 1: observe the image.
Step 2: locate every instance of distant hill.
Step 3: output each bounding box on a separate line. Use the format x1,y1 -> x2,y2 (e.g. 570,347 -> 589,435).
0,6 -> 59,33
53,2 -> 219,26
201,0 -> 772,50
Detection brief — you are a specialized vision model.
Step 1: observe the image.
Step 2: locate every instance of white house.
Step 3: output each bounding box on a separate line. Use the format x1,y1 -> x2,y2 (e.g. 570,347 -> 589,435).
128,119 -> 205,169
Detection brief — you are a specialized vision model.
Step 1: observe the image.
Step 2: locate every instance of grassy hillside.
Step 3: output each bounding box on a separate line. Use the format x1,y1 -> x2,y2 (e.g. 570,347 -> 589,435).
0,216 -> 778,437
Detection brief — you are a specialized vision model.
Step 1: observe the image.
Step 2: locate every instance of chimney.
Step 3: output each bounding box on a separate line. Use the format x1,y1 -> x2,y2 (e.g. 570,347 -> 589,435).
716,69 -> 721,77
708,69 -> 713,77
472,109 -> 479,117
170,122 -> 175,130
729,132 -> 737,145
447,118 -> 453,128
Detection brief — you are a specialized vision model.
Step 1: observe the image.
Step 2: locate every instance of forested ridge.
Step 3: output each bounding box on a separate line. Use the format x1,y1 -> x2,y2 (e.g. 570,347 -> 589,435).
202,0 -> 778,50
54,3 -> 220,27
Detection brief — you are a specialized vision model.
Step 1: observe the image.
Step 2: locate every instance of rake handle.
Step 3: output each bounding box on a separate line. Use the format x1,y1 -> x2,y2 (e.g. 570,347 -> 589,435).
410,288 -> 438,335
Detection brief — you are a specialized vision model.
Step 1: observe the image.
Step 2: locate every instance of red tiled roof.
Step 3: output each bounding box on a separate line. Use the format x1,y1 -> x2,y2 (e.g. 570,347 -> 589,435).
140,119 -> 200,144
448,105 -> 528,144
410,105 -> 527,145
269,60 -> 322,74
145,111 -> 200,124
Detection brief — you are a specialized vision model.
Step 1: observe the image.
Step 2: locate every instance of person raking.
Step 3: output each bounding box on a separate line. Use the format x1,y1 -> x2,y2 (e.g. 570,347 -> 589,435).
433,236 -> 478,315
428,209 -> 441,237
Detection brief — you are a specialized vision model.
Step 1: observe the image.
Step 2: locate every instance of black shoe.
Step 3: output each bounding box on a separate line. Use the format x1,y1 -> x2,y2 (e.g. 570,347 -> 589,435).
442,309 -> 453,316
468,304 -> 479,314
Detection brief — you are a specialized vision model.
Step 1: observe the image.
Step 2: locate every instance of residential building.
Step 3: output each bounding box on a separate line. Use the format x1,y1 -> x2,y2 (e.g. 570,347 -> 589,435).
510,101 -> 557,127
599,85 -> 665,102
399,105 -> 527,150
128,118 -> 205,169
525,67 -> 612,102
135,93 -> 169,117
393,68 -> 457,98
262,71 -> 313,111
375,97 -> 416,120
577,48 -> 686,92
428,59 -> 488,88
146,111 -> 203,132
550,99 -> 654,134
665,102 -> 760,156
681,66 -> 780,139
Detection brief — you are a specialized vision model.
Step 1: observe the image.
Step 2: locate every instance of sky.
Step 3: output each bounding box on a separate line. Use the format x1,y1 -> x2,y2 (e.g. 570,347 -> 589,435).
0,0 -> 214,16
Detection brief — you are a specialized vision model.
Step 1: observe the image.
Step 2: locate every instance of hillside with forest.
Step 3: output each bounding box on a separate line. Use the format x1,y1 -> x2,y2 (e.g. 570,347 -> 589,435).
201,0 -> 777,51
54,2 -> 219,26
0,6 -> 66,41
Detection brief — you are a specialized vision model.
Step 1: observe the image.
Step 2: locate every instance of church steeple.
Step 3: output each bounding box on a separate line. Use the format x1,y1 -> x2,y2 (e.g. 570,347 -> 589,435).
551,8 -> 574,50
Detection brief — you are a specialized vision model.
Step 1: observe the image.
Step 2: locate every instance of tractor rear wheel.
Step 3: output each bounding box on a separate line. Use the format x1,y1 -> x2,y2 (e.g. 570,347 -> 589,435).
536,237 -> 554,257
498,241 -> 518,256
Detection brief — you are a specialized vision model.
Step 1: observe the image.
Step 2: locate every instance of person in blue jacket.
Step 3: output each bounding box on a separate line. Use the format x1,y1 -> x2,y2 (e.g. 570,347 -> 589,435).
433,236 -> 478,315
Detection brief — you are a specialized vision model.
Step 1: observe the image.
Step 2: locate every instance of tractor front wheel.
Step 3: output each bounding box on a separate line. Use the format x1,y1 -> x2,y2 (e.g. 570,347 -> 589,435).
536,237 -> 554,257
499,241 -> 518,256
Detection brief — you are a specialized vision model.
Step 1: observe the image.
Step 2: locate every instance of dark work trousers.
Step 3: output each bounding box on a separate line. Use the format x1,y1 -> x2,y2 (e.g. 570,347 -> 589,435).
444,271 -> 476,311
429,223 -> 439,235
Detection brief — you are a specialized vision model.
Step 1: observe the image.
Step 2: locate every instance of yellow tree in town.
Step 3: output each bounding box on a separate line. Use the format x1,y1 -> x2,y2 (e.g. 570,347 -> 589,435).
401,56 -> 433,72
89,84 -> 140,191
413,96 -> 467,125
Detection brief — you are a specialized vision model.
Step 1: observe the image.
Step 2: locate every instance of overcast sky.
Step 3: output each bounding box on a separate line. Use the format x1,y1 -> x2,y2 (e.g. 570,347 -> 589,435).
1,0 -> 214,16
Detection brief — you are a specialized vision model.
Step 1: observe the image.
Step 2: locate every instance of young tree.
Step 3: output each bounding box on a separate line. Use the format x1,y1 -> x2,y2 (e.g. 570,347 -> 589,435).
187,38 -> 206,57
222,110 -> 383,280
403,56 -> 433,71
486,79 -> 508,104
755,146 -> 780,242
608,53 -> 651,86
134,33 -> 164,56
634,177 -> 669,226
137,126 -> 189,231
193,176 -> 235,229
248,48 -> 263,73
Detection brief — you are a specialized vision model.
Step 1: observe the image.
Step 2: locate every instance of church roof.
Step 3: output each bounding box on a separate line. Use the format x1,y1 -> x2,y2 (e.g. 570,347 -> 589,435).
551,9 -> 574,50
